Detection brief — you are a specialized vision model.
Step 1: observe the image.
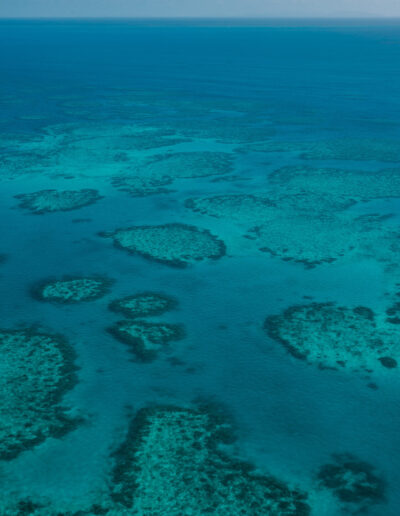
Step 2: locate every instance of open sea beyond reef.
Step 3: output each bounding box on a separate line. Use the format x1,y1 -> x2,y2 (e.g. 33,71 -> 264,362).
1,19 -> 400,515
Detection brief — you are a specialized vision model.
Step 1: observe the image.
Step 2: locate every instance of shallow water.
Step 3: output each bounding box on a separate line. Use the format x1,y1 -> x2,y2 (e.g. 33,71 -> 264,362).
1,19 -> 400,515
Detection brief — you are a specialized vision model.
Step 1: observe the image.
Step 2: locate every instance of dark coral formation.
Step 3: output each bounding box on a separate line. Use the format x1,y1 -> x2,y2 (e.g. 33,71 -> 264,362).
108,320 -> 185,362
109,292 -> 178,319
0,328 -> 78,460
264,303 -> 400,375
317,454 -> 386,512
100,223 -> 226,268
378,356 -> 397,369
110,405 -> 310,515
32,276 -> 114,304
385,300 -> 400,325
15,188 -> 103,214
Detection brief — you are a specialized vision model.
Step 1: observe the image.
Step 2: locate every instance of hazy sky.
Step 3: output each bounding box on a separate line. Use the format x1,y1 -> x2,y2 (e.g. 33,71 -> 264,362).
1,0 -> 400,18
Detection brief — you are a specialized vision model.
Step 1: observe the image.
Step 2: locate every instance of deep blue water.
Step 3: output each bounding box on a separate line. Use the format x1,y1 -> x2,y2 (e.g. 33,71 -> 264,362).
1,19 -> 400,515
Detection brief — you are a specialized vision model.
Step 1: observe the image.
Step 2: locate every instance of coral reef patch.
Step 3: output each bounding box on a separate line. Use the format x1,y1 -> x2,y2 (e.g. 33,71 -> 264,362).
186,194 -> 400,268
32,276 -> 113,304
111,175 -> 173,197
240,138 -> 400,162
268,165 -> 400,203
108,320 -> 185,362
264,303 -> 400,374
300,139 -> 400,162
109,292 -> 177,318
112,151 -> 234,197
110,405 -> 311,515
15,189 -> 103,214
100,223 -> 226,267
317,453 -> 386,513
0,328 -> 78,460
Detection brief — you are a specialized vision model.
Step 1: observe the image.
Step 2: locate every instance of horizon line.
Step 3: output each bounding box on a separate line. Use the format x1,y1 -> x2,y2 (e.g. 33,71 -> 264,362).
1,16 -> 400,20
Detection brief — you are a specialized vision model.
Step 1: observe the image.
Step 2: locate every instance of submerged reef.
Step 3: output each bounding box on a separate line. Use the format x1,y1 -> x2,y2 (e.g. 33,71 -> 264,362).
3,405 -> 310,514
112,151 -> 234,197
110,405 -> 310,515
176,118 -> 275,143
268,165 -> 400,203
385,299 -> 400,326
240,138 -> 400,162
317,454 -> 386,513
15,188 -> 103,214
112,175 -> 173,197
100,223 -> 226,267
32,276 -> 113,304
0,328 -> 77,460
109,292 -> 177,318
300,139 -> 400,162
264,303 -> 400,374
106,127 -> 190,151
108,320 -> 185,362
186,194 -> 400,268
0,122 -> 191,182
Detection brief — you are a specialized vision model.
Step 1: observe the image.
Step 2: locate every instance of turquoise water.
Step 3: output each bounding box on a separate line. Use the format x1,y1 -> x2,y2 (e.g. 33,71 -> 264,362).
1,19 -> 400,515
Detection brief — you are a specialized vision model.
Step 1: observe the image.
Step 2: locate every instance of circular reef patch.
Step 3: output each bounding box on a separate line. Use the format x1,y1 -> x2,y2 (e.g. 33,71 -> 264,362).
15,188 -> 103,214
110,405 -> 310,515
0,328 -> 78,460
109,292 -> 177,318
317,453 -> 386,513
264,303 -> 400,375
108,320 -> 185,362
100,223 -> 226,267
32,276 -> 113,304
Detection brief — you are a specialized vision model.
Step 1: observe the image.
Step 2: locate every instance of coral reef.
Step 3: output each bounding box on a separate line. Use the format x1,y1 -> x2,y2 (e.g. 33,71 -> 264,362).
112,151 -> 234,197
268,165 -> 400,203
0,328 -> 78,460
110,405 -> 310,515
385,299 -> 400,326
240,138 -> 400,162
177,119 -> 275,143
301,139 -> 400,162
186,194 -> 400,268
111,175 -> 173,197
0,122 -> 192,183
107,128 -> 190,151
100,223 -> 226,268
15,189 -> 103,214
108,320 -> 185,362
264,303 -> 400,374
32,276 -> 113,304
109,292 -> 177,318
317,453 -> 386,513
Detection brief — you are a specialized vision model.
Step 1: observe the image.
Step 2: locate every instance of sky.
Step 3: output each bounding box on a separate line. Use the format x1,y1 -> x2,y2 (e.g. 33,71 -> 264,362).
1,0 -> 400,18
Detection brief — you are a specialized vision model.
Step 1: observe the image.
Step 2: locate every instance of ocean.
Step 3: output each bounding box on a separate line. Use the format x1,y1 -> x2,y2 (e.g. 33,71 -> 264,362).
0,19 -> 400,515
